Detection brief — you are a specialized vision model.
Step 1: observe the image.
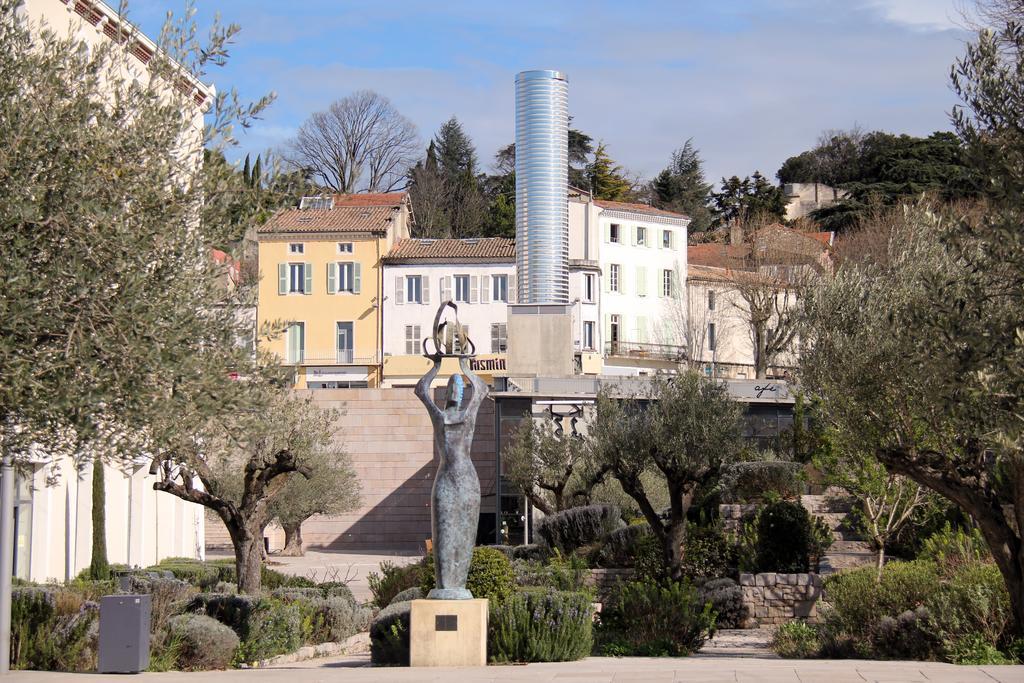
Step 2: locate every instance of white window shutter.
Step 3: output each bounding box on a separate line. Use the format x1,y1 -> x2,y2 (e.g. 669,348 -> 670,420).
278,263 -> 287,295
604,223 -> 610,243
304,263 -> 313,295
481,275 -> 490,304
509,273 -> 516,303
422,276 -> 431,304
441,276 -> 451,302
353,263 -> 362,294
631,225 -> 637,246
327,262 -> 337,294
603,315 -> 611,346
395,276 -> 404,305
638,316 -> 648,343
470,276 -> 479,303
620,267 -> 628,296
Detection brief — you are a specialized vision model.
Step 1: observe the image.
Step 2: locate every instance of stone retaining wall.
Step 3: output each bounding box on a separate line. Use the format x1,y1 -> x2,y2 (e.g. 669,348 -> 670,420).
740,572 -> 822,625
719,504 -> 760,534
587,568 -> 633,601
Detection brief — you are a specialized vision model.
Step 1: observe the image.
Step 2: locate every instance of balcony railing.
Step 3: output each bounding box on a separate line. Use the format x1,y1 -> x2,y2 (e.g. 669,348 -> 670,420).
604,341 -> 688,362
285,351 -> 380,366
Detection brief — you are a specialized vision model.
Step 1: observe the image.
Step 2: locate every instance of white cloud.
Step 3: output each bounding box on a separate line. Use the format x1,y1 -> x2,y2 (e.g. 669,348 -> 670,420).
863,0 -> 963,31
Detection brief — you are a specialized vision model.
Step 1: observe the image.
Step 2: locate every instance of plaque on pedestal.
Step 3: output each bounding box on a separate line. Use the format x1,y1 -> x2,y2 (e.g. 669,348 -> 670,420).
409,598 -> 488,667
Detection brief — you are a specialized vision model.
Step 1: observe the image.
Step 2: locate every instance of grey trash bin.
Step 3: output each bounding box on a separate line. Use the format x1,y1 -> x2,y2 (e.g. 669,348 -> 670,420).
98,593 -> 151,673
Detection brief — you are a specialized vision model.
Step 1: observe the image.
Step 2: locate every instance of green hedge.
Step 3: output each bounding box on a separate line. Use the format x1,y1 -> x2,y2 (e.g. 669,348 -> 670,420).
489,590 -> 593,663
420,546 -> 515,603
596,579 -> 716,657
536,504 -> 622,554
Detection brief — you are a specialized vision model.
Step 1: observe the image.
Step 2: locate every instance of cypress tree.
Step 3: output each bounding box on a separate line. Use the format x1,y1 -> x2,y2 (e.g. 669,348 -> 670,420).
89,456 -> 109,580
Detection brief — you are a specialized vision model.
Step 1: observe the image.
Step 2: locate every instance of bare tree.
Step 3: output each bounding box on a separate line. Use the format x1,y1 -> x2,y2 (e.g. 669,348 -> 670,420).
287,90 -> 418,193
659,265 -> 735,371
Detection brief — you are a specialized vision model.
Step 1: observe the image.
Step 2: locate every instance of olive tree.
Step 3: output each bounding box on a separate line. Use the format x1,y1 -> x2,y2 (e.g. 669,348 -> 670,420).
588,373 -> 744,580
267,438 -> 361,556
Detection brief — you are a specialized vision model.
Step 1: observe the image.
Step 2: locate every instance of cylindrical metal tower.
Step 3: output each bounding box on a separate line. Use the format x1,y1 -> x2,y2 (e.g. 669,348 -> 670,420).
515,69 -> 569,304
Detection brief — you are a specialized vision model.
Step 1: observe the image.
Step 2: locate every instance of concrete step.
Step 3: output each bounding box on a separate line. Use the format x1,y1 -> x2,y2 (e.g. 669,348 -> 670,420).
819,547 -> 878,575
802,494 -> 855,514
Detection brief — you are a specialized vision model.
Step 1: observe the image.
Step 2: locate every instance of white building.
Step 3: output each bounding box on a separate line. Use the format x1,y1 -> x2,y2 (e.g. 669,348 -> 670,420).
587,198 -> 690,375
381,237 -> 516,387
13,0 -> 214,579
568,190 -> 604,374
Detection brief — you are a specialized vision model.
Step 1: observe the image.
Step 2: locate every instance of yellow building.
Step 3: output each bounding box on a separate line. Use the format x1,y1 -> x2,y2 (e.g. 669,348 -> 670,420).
257,193 -> 412,388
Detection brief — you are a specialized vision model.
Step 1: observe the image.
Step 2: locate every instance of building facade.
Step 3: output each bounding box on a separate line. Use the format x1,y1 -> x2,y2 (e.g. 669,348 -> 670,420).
591,199 -> 690,376
381,237 -> 515,387
256,193 -> 412,389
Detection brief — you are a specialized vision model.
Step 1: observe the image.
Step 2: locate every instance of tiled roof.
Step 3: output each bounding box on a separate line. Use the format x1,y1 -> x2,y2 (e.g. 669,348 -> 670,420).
687,243 -> 750,269
688,225 -> 832,267
258,206 -> 394,235
805,231 -> 834,247
331,192 -> 407,208
594,200 -> 690,221
687,264 -> 778,286
384,237 -> 515,262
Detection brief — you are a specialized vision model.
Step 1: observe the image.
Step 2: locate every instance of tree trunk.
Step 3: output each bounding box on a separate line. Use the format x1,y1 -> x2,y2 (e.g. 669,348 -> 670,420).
875,545 -> 885,582
664,519 -> 687,582
227,520 -> 264,594
280,522 -> 304,557
89,456 -> 110,580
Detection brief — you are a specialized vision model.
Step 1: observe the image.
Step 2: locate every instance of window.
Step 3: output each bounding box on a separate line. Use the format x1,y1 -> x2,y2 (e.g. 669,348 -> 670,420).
492,274 -> 509,303
405,325 -> 421,355
636,226 -> 647,246
583,321 -> 595,350
708,290 -> 716,311
289,263 -> 306,293
289,243 -> 304,254
610,315 -> 621,346
584,274 -> 596,303
337,262 -> 355,293
286,322 -> 304,364
662,230 -> 672,249
406,275 -> 423,304
337,242 -> 353,253
336,322 -> 354,363
454,275 -> 471,302
609,264 -> 620,293
708,323 -> 716,352
491,323 -> 507,353
663,269 -> 674,297
610,223 -> 621,243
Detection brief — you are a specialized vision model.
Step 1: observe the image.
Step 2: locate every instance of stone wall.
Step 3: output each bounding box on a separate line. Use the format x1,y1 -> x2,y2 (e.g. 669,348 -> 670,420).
207,387 -> 497,552
740,572 -> 823,625
587,568 -> 634,602
718,503 -> 760,534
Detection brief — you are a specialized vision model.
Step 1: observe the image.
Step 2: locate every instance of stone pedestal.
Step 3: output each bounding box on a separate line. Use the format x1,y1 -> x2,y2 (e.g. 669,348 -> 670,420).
409,599 -> 488,667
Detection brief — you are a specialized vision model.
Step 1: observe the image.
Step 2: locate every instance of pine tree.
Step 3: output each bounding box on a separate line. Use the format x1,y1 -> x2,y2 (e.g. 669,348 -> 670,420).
587,143 -> 632,201
710,172 -> 786,227
409,117 -> 487,237
651,139 -> 713,231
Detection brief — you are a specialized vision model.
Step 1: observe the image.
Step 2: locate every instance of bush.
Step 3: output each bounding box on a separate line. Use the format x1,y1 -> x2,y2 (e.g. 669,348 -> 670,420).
926,561 -> 1012,654
488,544 -> 515,559
187,594 -> 301,663
682,525 -> 733,580
632,531 -> 665,583
489,591 -> 593,663
755,500 -> 812,573
390,587 -> 423,605
11,587 -> 99,672
721,460 -> 803,503
596,580 -> 716,656
512,544 -> 551,562
123,575 -> 195,632
313,596 -> 372,643
148,558 -> 307,591
919,523 -> 991,570
872,607 -> 940,660
593,523 -> 649,568
318,582 -> 356,603
948,633 -> 1013,665
370,600 -> 411,666
698,578 -> 748,629
368,560 -> 423,609
771,622 -> 820,659
420,546 -> 515,603
536,504 -> 623,554
166,614 -> 239,670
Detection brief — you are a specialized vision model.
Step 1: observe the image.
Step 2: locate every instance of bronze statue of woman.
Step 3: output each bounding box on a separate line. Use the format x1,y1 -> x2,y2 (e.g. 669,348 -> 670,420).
414,302 -> 489,600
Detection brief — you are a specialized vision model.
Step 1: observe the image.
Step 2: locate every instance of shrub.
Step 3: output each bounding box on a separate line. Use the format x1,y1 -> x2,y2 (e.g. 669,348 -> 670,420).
632,531 -> 665,583
187,594 -> 301,663
319,582 -> 356,604
488,544 -> 515,559
123,576 -> 195,630
420,546 -> 515,603
872,607 -> 940,660
682,525 -> 733,580
314,596 -> 372,643
489,591 -> 593,663
919,523 -> 990,570
925,561 -> 1012,654
370,600 -> 411,666
512,544 -> 550,562
148,559 -> 223,589
536,504 -> 623,554
390,587 -> 423,605
771,622 -> 820,659
166,614 -> 239,670
947,633 -> 1013,665
698,578 -> 748,629
596,580 -> 716,656
721,460 -> 803,503
755,500 -> 813,573
593,524 -> 649,568
11,587 -> 99,672
368,560 -> 423,609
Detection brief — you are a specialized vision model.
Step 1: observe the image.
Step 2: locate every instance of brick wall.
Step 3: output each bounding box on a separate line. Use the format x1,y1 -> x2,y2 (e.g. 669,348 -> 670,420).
740,572 -> 823,625
207,387 -> 497,552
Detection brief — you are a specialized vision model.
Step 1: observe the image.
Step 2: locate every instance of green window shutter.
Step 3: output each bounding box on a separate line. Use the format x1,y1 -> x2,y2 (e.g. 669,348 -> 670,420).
303,263 -> 313,295
353,262 -> 362,294
630,225 -> 637,246
638,316 -> 647,343
278,263 -> 287,294
603,315 -> 611,349
328,262 -> 337,294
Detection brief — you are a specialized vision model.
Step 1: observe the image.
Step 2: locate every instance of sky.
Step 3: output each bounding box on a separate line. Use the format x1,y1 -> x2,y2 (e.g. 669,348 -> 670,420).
124,0 -> 973,186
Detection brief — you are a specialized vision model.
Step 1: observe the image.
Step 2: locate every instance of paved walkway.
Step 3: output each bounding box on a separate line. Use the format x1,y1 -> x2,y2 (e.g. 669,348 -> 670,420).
10,656 -> 1024,682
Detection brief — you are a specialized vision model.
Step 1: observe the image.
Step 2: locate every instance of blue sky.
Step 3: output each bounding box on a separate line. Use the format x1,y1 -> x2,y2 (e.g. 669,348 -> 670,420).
124,0 -> 971,185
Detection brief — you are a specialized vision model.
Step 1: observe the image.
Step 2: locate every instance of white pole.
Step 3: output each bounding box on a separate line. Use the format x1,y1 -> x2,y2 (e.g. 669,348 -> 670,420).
0,454 -> 16,673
